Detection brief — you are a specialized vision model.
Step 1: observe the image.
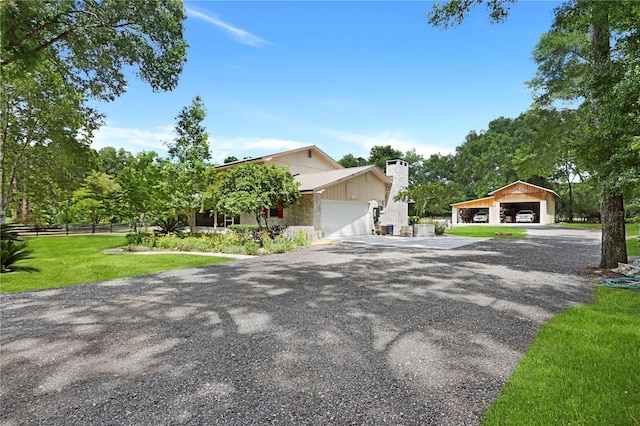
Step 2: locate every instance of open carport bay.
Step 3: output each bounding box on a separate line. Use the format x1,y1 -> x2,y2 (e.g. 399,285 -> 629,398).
501,202 -> 540,223
0,227 -> 601,425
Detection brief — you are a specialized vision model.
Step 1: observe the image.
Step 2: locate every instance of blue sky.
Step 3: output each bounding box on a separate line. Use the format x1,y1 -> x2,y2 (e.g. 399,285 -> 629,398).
90,1 -> 561,164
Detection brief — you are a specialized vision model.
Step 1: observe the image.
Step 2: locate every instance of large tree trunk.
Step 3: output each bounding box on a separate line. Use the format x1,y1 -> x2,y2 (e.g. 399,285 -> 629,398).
599,190 -> 627,269
589,3 -> 628,269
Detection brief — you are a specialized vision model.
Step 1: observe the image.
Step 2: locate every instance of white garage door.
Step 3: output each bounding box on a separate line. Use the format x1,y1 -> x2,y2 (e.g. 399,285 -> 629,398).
321,200 -> 370,237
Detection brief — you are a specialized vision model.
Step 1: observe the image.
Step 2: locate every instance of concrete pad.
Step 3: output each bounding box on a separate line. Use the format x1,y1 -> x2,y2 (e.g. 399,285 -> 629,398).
324,234 -> 491,249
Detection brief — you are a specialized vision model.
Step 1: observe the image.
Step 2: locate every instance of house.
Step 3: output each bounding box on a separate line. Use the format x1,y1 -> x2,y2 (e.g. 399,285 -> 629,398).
451,181 -> 559,225
196,145 -> 409,237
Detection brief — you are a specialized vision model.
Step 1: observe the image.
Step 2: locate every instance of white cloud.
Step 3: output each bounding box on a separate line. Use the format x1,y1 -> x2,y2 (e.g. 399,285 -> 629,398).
91,123 -> 175,154
92,123 -> 311,164
211,137 -> 309,164
186,7 -> 270,47
322,128 -> 456,159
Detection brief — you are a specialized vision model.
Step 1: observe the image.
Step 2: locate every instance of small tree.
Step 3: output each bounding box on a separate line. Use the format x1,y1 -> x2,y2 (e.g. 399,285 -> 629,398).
116,151 -> 161,232
164,96 -> 216,233
395,182 -> 461,219
71,171 -> 121,225
209,164 -> 300,230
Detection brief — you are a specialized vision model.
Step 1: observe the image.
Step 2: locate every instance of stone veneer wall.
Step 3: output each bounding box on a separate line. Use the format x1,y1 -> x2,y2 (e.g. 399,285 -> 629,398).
286,194 -> 315,227
283,226 -> 319,242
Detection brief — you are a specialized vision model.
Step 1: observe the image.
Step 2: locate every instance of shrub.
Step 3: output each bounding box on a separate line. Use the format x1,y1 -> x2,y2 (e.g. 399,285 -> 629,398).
422,218 -> 446,235
1,224 -> 39,273
220,244 -> 246,255
221,230 -> 243,246
122,223 -> 313,256
293,230 -> 311,247
155,216 -> 186,237
244,241 -> 261,255
269,224 -> 288,238
228,225 -> 260,240
262,234 -> 294,254
433,222 -> 446,235
154,233 -> 184,249
126,232 -> 152,245
258,228 -> 271,243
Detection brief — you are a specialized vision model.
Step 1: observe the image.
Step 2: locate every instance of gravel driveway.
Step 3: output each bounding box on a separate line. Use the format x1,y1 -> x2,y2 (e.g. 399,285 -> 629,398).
0,227 -> 601,425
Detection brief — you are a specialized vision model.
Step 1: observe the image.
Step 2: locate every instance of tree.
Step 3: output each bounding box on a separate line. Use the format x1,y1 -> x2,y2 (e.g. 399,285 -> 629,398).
513,108 -> 586,222
96,147 -> 133,177
209,164 -> 300,230
116,151 -> 161,231
1,0 -> 188,224
337,153 -> 368,168
0,58 -> 100,224
453,116 -> 526,199
402,149 -> 425,185
71,171 -> 121,225
528,1 -> 640,267
368,145 -> 403,172
164,96 -> 216,233
414,153 -> 456,185
395,182 -> 462,219
429,0 -> 640,267
1,0 -> 188,101
223,156 -> 239,164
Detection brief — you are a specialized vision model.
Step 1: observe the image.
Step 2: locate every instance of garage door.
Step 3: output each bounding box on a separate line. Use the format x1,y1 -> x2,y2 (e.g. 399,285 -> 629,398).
320,200 -> 370,237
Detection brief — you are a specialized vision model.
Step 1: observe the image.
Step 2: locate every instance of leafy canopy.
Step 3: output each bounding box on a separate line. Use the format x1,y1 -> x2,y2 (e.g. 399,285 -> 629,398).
210,164 -> 300,227
163,96 -> 215,232
1,0 -> 189,100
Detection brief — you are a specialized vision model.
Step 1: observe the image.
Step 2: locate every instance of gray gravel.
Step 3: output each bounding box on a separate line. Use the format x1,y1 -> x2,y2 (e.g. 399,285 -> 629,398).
0,227 -> 601,425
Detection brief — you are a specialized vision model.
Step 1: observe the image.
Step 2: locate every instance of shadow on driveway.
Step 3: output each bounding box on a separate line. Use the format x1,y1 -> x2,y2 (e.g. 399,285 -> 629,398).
0,228 -> 601,424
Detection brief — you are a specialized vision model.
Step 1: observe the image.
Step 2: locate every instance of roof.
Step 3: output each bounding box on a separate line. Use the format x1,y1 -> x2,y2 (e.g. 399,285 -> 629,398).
488,180 -> 559,198
451,181 -> 559,208
450,196 -> 495,208
296,165 -> 391,193
215,144 -> 342,171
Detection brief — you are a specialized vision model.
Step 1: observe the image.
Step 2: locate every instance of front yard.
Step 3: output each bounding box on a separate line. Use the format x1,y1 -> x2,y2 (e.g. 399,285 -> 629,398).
0,235 -> 232,293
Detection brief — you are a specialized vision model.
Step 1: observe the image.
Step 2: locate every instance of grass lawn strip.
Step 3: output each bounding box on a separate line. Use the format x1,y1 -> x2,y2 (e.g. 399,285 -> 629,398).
554,223 -> 640,257
0,235 -> 233,293
445,225 -> 528,239
482,287 -> 640,425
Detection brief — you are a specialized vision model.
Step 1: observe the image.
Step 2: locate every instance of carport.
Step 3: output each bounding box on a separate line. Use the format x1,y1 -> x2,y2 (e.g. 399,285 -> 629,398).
452,181 -> 559,225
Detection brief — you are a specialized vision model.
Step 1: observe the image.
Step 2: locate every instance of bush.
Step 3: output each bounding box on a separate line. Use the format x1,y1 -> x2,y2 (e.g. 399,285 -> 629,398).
293,230 -> 311,247
262,234 -> 294,254
1,224 -> 39,273
126,232 -> 152,245
269,224 -> 288,238
244,241 -> 261,255
227,225 -> 260,240
123,224 -> 312,256
220,244 -> 246,255
155,216 -> 186,237
433,222 -> 446,235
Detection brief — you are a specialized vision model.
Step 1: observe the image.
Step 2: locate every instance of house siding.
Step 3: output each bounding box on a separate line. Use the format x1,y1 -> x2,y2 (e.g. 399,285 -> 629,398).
272,150 -> 340,175
321,171 -> 387,203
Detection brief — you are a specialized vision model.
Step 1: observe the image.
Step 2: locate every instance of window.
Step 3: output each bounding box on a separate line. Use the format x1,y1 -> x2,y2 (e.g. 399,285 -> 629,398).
269,207 -> 279,217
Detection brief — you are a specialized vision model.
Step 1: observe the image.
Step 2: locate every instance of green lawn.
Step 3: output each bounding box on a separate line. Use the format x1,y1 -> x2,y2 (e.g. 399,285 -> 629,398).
554,223 -> 640,257
0,235 -> 233,293
483,286 -> 640,425
445,225 -> 528,238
